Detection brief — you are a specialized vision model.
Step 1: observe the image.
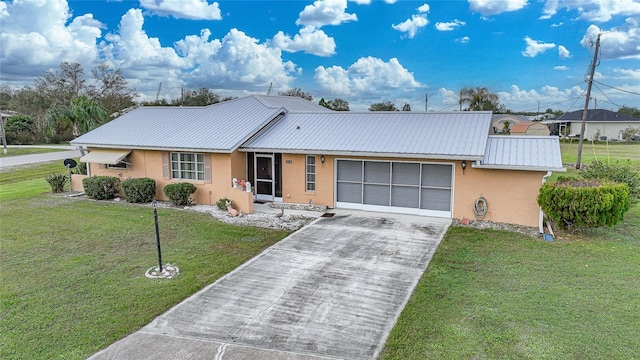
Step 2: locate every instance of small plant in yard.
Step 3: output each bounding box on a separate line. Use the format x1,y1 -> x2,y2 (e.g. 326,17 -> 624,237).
121,177 -> 156,203
579,160 -> 640,205
82,176 -> 121,200
538,177 -> 631,230
163,182 -> 197,206
216,197 -> 231,210
45,173 -> 67,193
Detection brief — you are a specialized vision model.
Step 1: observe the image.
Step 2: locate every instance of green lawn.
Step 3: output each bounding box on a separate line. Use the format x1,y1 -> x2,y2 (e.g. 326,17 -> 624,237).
381,205 -> 640,359
560,140 -> 640,169
0,164 -> 291,360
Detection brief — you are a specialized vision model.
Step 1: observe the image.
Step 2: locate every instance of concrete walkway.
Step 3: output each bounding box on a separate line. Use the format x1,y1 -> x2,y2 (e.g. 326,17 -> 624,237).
0,145 -> 80,168
88,211 -> 451,360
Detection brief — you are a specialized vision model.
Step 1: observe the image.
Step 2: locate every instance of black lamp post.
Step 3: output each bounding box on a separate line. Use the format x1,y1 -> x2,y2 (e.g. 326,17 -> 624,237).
152,200 -> 163,273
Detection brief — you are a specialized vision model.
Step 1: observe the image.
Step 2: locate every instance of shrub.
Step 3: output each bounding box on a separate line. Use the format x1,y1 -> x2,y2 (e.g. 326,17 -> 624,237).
216,197 -> 231,211
579,160 -> 640,205
538,177 -> 631,230
163,183 -> 197,206
83,176 -> 121,200
122,178 -> 156,203
45,173 -> 67,193
72,162 -> 87,175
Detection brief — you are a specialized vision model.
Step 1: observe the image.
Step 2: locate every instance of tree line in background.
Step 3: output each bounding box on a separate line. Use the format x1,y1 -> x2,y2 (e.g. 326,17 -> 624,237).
2,64 -> 639,146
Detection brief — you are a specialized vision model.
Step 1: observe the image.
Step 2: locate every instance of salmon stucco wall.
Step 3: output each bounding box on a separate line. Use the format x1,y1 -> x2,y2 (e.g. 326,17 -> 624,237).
453,162 -> 546,227
281,153 -> 335,207
84,149 -> 253,214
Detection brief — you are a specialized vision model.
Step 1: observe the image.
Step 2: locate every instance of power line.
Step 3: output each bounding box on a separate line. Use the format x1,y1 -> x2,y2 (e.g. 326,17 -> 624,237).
593,82 -> 621,108
593,80 -> 640,96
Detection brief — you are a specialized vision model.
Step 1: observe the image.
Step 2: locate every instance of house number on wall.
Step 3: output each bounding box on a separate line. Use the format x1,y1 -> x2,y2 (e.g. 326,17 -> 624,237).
286,160 -> 293,164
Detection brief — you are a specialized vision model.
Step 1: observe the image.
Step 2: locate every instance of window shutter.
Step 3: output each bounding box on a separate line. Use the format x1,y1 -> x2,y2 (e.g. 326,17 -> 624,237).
204,154 -> 212,183
162,152 -> 170,180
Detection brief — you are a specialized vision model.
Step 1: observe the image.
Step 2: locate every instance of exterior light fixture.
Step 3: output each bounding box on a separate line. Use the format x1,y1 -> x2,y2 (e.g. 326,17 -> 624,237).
320,155 -> 325,164
461,160 -> 467,174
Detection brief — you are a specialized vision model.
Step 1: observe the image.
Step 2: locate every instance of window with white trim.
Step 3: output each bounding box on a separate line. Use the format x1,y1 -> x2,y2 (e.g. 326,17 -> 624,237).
171,152 -> 205,180
306,155 -> 316,192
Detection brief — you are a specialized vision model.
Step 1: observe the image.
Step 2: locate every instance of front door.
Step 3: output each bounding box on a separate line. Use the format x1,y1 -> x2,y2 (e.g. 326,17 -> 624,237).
255,154 -> 274,201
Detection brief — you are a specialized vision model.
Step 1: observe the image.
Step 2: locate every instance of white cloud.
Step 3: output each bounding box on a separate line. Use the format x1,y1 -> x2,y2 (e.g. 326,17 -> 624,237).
558,45 -> 571,58
540,0 -> 640,22
139,0 -> 222,20
522,36 -> 556,57
272,26 -> 336,57
392,4 -> 430,39
0,0 -> 103,80
468,0 -> 528,17
385,0 -> 398,4
296,0 -> 357,27
614,68 -> 640,80
456,36 -> 470,43
438,88 -> 460,106
350,0 -> 371,4
581,20 -> 640,59
435,19 -> 466,31
177,28 -> 298,92
314,57 -> 423,96
554,65 -> 568,70
497,84 -> 586,111
417,4 -> 430,13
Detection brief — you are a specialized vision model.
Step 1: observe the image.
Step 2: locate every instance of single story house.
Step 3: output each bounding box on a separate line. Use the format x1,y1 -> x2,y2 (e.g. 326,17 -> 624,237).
70,95 -> 564,228
509,121 -> 551,136
544,109 -> 640,140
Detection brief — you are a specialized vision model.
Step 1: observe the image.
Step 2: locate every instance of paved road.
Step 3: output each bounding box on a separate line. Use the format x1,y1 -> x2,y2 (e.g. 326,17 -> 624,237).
88,211 -> 451,360
0,146 -> 81,168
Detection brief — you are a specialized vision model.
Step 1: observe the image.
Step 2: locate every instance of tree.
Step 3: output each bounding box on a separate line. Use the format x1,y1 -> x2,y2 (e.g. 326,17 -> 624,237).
319,98 -> 350,111
88,63 -> 137,115
4,114 -> 36,144
369,101 -> 398,111
401,102 -> 411,111
458,87 -> 505,112
0,84 -> 12,109
279,87 -> 313,101
46,96 -> 108,138
618,106 -> 640,118
171,88 -> 220,106
35,62 -> 86,106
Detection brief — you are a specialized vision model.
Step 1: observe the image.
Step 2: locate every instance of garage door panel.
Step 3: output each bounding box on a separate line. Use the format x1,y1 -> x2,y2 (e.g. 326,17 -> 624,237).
337,160 -> 362,182
420,188 -> 451,211
392,163 -> 420,185
337,182 -> 362,203
391,186 -> 419,208
422,164 -> 452,188
363,184 -> 390,206
364,161 -> 390,184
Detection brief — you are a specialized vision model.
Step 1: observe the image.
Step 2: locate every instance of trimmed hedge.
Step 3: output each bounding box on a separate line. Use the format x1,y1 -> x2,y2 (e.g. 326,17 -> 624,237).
45,173 -> 67,193
216,197 -> 231,211
163,182 -> 197,206
122,178 -> 156,203
538,177 -> 631,230
83,176 -> 121,200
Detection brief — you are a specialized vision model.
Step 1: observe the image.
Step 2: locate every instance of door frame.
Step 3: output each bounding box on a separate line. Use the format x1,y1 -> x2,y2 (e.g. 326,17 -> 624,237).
253,153 -> 283,202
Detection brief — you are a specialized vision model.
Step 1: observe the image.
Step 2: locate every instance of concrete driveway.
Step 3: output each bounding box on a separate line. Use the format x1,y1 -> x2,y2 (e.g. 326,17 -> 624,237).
88,211 -> 451,360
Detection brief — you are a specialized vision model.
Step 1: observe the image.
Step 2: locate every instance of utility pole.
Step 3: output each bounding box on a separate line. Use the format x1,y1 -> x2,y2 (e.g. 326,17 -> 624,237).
425,93 -> 428,111
576,33 -> 600,170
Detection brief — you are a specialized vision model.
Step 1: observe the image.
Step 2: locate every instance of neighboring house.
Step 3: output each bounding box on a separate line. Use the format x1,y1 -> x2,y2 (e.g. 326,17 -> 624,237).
544,109 -> 640,140
490,114 -> 528,134
509,122 -> 551,136
70,95 -> 564,228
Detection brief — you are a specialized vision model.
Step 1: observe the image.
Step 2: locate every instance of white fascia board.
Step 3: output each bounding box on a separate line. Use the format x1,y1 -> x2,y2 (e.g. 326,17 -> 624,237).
472,164 -> 566,172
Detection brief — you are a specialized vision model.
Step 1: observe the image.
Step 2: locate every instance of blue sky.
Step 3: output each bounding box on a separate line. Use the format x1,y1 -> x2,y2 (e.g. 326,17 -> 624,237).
1,0 -> 639,112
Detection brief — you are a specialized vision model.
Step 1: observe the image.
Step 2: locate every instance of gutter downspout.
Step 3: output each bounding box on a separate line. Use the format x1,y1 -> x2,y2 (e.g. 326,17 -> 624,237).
539,171 -> 552,234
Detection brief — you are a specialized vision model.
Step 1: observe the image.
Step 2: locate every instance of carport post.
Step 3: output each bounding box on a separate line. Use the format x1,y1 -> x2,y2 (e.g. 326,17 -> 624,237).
152,200 -> 163,272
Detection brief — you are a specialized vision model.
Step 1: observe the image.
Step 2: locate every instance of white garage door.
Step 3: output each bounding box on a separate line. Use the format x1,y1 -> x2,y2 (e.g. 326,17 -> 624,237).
336,160 -> 453,217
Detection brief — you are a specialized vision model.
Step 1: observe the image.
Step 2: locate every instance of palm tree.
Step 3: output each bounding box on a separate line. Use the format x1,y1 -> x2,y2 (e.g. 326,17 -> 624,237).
46,96 -> 108,137
458,87 -> 503,111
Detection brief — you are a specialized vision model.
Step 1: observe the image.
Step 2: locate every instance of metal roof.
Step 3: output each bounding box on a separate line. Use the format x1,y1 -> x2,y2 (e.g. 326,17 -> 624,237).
254,95 -> 333,112
71,96 -> 286,152
549,109 -> 640,122
477,135 -> 565,172
242,111 -> 493,159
